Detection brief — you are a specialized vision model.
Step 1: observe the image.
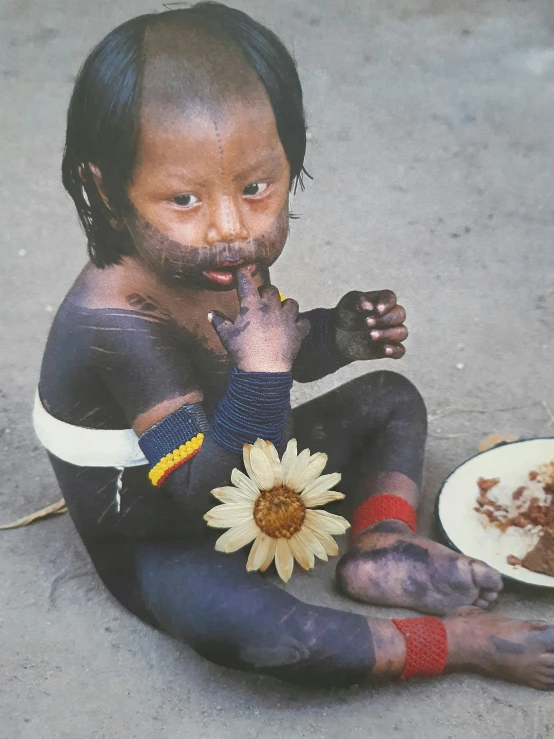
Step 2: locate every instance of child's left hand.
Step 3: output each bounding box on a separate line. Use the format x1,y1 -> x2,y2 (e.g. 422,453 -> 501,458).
333,290 -> 408,361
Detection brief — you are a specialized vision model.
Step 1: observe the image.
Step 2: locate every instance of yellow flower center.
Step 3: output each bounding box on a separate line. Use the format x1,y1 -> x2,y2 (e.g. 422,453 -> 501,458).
253,486 -> 306,539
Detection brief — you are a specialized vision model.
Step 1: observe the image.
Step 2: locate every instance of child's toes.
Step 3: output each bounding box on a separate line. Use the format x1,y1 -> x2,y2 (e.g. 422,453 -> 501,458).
479,588 -> 499,606
540,654 -> 554,668
470,559 -> 503,591
473,588 -> 498,608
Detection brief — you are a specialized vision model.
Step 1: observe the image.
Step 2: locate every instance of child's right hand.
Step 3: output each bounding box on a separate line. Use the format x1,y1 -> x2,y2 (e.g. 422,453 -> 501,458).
208,267 -> 310,373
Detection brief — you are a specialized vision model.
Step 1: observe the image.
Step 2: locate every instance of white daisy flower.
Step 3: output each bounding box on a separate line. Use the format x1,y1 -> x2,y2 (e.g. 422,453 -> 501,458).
204,438 -> 349,582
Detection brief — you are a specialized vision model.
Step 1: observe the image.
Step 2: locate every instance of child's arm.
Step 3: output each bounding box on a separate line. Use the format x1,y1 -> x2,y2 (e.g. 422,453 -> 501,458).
291,308 -> 352,383
84,308 -> 280,533
292,290 -> 409,382
88,270 -> 308,534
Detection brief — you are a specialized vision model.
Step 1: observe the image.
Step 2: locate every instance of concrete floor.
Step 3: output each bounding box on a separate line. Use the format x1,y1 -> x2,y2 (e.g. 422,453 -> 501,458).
1,0 -> 554,736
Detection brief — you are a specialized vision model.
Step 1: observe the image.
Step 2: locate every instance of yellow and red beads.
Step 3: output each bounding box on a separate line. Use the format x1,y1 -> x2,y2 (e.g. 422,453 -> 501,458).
148,433 -> 204,487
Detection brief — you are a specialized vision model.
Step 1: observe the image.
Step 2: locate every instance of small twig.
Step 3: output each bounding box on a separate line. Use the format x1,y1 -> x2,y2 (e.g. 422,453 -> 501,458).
0,498 -> 67,530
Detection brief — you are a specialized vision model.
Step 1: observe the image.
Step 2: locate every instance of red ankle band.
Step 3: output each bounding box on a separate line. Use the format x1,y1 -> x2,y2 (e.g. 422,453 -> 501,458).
392,617 -> 448,680
351,494 -> 417,539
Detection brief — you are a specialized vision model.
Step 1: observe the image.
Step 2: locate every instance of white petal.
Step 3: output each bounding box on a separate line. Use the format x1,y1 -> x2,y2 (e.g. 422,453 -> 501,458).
242,445 -> 257,487
294,452 -> 328,491
230,467 -> 260,498
296,526 -> 328,561
259,538 -> 277,573
204,503 -> 254,528
288,533 -> 314,570
261,440 -> 283,487
280,438 -> 298,480
214,520 -> 259,553
249,446 -> 275,491
312,530 -> 339,557
246,533 -> 273,572
285,448 -> 312,492
301,472 -> 342,498
301,490 -> 346,508
275,538 -> 294,582
246,533 -> 262,571
204,503 -> 251,518
210,485 -> 258,504
304,509 -> 350,535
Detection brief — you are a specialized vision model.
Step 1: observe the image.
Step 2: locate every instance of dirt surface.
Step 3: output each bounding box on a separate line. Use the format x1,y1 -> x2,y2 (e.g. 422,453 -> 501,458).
1,0 -> 554,736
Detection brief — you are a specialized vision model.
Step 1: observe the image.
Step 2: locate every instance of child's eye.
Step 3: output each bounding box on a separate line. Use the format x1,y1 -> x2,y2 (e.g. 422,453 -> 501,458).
243,182 -> 268,198
173,194 -> 199,208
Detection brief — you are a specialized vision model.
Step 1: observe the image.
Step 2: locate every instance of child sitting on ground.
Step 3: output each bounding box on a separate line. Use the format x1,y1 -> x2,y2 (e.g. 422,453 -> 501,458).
35,2 -> 554,688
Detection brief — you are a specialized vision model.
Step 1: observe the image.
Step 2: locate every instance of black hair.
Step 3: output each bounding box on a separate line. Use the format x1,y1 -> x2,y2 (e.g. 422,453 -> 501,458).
61,2 -> 309,268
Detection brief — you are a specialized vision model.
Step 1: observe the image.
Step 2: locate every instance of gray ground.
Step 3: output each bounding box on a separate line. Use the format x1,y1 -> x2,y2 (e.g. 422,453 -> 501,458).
1,0 -> 554,736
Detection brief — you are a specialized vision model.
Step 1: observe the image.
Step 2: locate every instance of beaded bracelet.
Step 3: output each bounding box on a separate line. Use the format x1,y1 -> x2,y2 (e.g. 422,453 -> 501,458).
351,494 -> 417,539
392,617 -> 448,679
147,433 -> 204,487
139,404 -> 207,487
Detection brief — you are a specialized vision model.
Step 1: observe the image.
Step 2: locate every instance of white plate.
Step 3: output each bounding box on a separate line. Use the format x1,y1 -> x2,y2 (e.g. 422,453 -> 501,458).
437,438 -> 554,588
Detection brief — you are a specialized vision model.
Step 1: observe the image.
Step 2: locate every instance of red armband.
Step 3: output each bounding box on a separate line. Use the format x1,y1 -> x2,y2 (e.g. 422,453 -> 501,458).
351,494 -> 417,539
392,617 -> 448,680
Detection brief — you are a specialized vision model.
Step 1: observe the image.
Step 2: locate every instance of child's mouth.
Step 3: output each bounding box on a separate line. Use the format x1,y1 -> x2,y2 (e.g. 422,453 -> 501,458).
201,263 -> 256,286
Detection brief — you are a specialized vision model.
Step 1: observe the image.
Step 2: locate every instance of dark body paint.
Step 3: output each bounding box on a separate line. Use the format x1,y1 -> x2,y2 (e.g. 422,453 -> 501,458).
39,272 -> 427,686
123,207 -> 289,291
490,637 -> 526,656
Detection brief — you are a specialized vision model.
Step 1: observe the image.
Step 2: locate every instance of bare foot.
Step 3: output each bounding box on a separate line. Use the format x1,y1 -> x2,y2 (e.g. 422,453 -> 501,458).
336,520 -> 503,615
445,607 -> 554,690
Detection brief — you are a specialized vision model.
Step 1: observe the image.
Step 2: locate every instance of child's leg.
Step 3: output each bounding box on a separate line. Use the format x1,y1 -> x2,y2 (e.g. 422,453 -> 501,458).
113,539 -> 554,690
291,370 -> 503,615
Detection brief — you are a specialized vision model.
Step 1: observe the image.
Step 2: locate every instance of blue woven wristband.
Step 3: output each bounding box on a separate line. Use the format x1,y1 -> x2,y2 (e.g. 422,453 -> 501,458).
210,366 -> 293,453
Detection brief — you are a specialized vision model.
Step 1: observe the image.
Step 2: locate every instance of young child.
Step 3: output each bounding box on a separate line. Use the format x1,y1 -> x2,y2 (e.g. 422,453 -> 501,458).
35,2 -> 554,688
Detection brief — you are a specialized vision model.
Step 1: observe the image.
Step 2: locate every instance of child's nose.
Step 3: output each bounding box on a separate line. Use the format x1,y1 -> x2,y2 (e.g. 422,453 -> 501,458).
206,197 -> 250,245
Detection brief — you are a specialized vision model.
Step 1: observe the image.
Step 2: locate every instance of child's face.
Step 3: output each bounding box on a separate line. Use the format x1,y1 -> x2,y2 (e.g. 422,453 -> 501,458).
124,97 -> 291,291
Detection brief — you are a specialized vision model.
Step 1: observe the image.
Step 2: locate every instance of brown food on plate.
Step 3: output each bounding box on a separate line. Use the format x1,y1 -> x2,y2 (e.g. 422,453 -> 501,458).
521,528 -> 554,577
474,464 -> 554,533
475,461 -> 554,576
474,487 -> 554,532
477,477 -> 500,494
